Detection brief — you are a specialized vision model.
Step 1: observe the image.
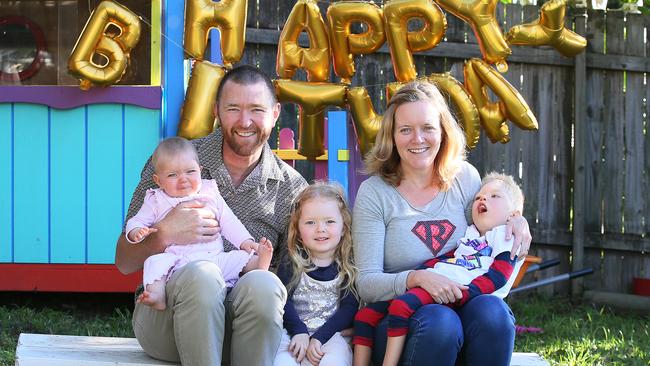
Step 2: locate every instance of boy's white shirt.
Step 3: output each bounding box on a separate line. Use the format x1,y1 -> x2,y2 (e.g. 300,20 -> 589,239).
426,224 -> 524,298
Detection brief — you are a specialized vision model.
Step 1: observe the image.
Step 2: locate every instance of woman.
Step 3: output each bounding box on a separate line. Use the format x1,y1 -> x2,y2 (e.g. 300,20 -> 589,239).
352,80 -> 531,365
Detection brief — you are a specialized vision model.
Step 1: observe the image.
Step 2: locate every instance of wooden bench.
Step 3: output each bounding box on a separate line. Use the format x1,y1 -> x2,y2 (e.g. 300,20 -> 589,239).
15,333 -> 178,366
16,333 -> 549,366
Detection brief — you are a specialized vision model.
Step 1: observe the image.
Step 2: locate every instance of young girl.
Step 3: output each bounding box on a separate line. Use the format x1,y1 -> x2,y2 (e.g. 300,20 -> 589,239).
274,182 -> 359,366
125,137 -> 273,310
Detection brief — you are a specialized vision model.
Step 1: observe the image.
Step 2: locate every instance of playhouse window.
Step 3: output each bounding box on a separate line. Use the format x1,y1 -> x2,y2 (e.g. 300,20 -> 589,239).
0,0 -> 152,86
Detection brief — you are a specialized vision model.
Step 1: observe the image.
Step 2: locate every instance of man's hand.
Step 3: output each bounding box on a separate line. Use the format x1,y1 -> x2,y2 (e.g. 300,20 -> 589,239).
305,338 -> 324,365
408,270 -> 467,304
127,227 -> 158,243
156,200 -> 220,246
505,214 -> 532,260
289,333 -> 309,362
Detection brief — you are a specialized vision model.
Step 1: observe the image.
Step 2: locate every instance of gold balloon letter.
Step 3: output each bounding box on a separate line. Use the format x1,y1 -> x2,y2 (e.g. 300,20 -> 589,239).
277,0 -> 330,82
327,2 -> 385,84
506,0 -> 586,57
274,80 -> 347,159
463,58 -> 538,143
68,1 -> 141,90
346,87 -> 383,156
428,73 -> 480,149
178,61 -> 226,140
435,0 -> 511,72
383,0 -> 447,82
184,0 -> 247,66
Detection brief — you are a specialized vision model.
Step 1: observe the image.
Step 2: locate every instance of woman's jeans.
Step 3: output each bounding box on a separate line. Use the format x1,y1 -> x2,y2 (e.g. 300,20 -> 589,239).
371,295 -> 516,366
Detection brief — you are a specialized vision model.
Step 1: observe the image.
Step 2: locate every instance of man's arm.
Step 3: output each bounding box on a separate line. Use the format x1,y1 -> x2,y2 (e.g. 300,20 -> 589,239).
115,231 -> 167,274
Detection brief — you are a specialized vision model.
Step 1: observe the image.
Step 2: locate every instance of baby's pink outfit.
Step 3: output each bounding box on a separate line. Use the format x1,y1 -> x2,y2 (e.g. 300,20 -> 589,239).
126,179 -> 253,287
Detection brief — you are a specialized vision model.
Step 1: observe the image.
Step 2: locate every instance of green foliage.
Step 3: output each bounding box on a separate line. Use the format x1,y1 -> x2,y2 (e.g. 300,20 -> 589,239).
511,295 -> 650,366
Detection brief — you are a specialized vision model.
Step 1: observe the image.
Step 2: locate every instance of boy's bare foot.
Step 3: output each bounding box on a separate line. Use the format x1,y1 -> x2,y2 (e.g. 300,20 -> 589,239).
256,237 -> 273,271
137,290 -> 167,311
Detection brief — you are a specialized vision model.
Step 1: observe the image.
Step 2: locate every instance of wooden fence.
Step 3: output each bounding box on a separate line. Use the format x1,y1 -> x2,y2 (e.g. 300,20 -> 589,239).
238,1 -> 649,296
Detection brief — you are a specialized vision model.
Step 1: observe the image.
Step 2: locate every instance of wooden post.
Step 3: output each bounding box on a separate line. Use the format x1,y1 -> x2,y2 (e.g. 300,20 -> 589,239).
571,8 -> 587,298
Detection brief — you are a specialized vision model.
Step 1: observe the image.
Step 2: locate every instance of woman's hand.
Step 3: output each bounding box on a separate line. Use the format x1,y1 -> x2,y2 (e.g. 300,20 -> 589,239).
305,338 -> 324,365
505,214 -> 532,260
408,270 -> 467,304
289,333 -> 309,362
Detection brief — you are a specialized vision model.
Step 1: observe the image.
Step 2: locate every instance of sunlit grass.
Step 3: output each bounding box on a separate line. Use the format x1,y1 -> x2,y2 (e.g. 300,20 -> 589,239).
511,295 -> 649,365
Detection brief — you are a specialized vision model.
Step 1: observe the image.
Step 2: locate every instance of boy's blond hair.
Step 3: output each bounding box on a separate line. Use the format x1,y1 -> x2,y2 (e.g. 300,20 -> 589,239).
481,172 -> 525,214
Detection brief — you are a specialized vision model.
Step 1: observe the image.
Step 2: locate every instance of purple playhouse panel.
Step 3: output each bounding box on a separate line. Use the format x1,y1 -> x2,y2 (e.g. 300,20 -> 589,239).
347,114 -> 369,207
0,86 -> 161,110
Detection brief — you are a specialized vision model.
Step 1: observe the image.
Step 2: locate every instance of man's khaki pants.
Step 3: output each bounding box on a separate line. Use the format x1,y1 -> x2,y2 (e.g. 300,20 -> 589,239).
132,260 -> 287,366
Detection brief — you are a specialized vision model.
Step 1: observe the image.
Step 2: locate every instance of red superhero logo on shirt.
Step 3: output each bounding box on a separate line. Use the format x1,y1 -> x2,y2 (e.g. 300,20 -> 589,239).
411,220 -> 456,256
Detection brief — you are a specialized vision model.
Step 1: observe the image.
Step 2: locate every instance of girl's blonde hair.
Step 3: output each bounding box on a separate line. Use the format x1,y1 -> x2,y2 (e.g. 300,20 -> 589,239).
286,181 -> 358,300
364,80 -> 467,191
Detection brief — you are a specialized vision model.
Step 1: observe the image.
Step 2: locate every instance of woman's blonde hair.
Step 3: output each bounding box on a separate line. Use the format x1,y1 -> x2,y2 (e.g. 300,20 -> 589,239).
364,80 -> 467,191
286,181 -> 358,300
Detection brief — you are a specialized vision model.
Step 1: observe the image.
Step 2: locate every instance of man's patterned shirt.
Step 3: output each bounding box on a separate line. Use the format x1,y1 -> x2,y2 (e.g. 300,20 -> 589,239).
124,129 -> 308,259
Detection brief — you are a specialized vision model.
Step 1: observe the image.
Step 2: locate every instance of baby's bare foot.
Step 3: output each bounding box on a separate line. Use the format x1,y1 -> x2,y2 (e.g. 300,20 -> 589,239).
256,237 -> 273,271
137,290 -> 166,311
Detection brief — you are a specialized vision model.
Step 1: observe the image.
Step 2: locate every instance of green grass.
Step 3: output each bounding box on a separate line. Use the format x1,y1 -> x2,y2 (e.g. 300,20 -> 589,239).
1,293 -> 648,366
510,295 -> 649,366
0,293 -> 135,366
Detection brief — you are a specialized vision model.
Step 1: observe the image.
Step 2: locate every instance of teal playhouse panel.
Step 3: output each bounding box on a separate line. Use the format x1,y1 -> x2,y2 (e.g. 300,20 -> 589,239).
0,104 -> 12,263
1,103 -> 160,264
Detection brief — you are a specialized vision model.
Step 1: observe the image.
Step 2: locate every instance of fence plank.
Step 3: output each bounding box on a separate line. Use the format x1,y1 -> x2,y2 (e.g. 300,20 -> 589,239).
613,13 -> 649,293
584,10 -> 605,234
621,251 -> 648,294
646,15 -> 650,237
246,0 -> 258,29
602,12 -> 626,235
571,7 -> 587,296
622,13 -> 645,236
530,244 -> 571,296
583,248 -> 603,291
596,12 -> 627,292
444,7 -> 466,43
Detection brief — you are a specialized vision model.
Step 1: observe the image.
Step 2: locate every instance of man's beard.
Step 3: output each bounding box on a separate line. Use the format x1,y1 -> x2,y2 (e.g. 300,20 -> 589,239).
222,126 -> 268,156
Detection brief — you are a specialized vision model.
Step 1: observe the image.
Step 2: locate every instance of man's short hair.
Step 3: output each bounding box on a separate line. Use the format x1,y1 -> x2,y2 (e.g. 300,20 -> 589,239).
216,65 -> 277,104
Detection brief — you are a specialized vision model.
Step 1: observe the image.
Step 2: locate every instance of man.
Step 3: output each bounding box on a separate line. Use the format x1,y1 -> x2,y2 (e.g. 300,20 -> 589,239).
115,65 -> 308,366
